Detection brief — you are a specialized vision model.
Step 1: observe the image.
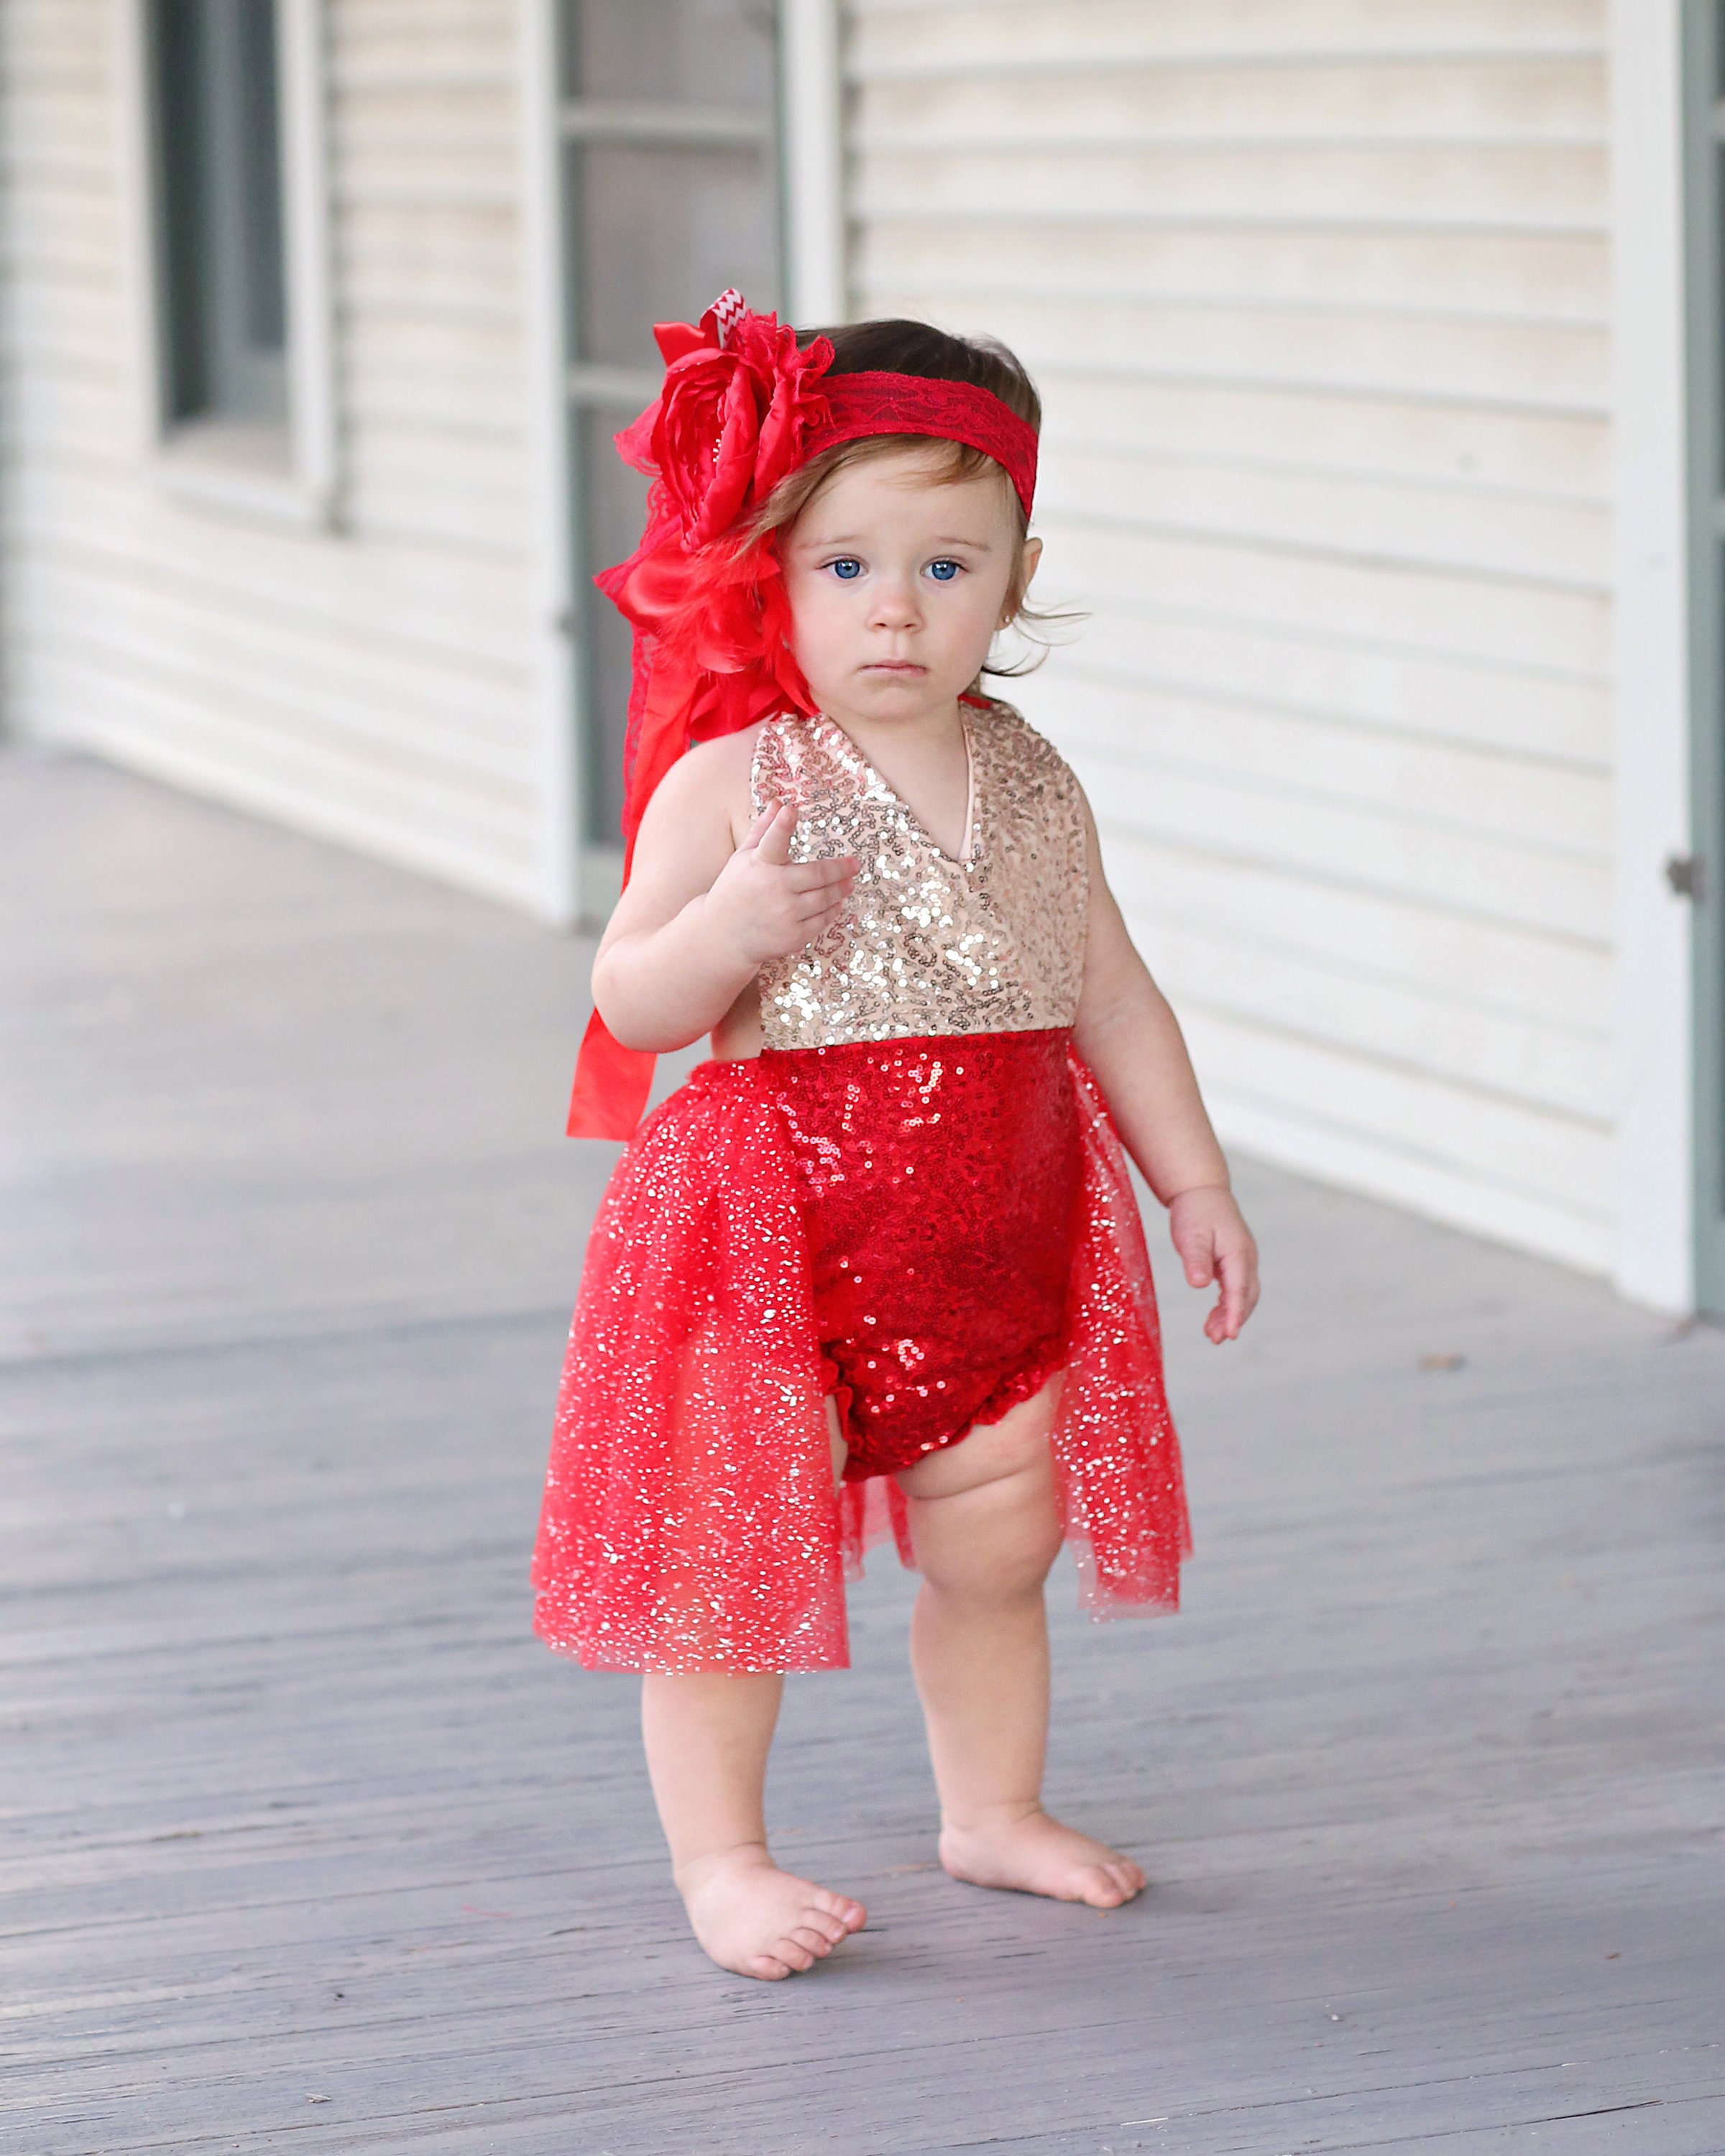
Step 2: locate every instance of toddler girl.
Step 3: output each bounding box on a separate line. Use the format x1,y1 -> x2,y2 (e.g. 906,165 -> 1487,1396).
533,294 -> 1259,1981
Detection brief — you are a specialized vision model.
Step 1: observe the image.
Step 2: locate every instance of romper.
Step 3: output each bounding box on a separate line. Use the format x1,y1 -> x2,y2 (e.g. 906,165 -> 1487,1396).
532,700 -> 1189,1674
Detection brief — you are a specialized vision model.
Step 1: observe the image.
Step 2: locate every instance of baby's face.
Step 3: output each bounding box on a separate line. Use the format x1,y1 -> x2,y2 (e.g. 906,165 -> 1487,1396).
781,447 -> 1028,731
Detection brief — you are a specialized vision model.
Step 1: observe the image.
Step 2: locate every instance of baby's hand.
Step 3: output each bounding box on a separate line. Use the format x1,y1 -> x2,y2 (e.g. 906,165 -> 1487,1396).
1168,1184 -> 1259,1344
703,801 -> 858,969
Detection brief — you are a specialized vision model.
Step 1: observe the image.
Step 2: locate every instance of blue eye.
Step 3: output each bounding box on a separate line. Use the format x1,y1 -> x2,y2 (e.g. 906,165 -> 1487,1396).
928,559 -> 960,583
829,557 -> 863,581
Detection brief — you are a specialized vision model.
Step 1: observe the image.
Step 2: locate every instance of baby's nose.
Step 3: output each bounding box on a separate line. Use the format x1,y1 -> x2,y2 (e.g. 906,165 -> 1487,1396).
870,578 -> 919,626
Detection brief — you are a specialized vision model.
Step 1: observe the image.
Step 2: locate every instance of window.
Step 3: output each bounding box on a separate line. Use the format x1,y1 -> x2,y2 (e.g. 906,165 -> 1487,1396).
558,0 -> 786,848
152,0 -> 289,432
121,0 -> 335,521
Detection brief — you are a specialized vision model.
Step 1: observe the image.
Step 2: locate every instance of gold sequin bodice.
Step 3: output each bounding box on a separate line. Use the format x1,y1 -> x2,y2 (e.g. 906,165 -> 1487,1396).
751,701 -> 1089,1050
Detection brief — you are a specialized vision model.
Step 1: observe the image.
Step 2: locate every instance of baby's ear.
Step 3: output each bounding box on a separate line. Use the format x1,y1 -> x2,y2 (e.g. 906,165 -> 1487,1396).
1003,535 -> 1043,623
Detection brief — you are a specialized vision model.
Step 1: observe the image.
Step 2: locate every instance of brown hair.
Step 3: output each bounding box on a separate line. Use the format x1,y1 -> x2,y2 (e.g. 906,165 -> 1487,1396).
744,318 -> 1066,678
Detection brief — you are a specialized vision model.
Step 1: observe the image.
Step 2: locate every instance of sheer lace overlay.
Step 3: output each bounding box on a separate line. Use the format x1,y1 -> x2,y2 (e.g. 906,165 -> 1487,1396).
532,1037 -> 1190,1674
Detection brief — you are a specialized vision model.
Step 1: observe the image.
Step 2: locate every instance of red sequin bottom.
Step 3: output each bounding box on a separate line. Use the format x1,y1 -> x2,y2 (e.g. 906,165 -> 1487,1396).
532,1029 -> 1190,1673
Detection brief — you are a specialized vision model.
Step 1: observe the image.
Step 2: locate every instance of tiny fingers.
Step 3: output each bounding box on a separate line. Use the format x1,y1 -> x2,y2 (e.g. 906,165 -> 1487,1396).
1174,1232 -> 1215,1291
738,801 -> 779,850
793,869 -> 857,919
795,888 -> 852,924
1211,1243 -> 1259,1340
774,897 -> 852,957
783,857 -> 859,893
754,801 -> 799,867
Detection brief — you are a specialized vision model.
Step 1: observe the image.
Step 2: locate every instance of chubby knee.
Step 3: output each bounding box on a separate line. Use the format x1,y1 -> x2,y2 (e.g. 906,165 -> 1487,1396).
908,1452 -> 1064,1604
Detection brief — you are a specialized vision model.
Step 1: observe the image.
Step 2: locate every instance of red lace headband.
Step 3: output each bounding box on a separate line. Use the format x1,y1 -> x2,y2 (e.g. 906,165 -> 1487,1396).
567,290 -> 1040,1139
811,373 -> 1037,520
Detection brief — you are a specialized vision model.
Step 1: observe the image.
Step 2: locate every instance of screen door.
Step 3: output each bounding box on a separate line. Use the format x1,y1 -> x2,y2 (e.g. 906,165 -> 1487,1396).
556,1 -> 785,860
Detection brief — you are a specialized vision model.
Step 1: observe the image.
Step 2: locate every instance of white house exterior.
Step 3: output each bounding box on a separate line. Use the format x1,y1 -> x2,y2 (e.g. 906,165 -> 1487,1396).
1,1 -> 1719,1317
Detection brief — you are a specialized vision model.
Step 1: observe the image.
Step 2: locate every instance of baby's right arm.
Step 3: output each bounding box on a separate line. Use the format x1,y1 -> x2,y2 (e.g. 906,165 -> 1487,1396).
589,729 -> 858,1054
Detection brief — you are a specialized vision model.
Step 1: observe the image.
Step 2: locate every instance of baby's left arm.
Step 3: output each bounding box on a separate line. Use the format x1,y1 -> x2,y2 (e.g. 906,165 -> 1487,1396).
1070,793 -> 1260,1344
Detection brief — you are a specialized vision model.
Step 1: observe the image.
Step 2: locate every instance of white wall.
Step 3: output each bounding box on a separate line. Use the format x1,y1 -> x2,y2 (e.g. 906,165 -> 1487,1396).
0,0 -> 558,913
847,0 -> 1616,1271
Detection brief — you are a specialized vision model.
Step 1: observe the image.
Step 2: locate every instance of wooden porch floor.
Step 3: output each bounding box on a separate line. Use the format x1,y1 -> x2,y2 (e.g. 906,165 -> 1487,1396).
4,752 -> 1723,2155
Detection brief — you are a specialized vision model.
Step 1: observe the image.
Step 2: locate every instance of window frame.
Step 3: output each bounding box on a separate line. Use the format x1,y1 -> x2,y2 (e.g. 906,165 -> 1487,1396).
115,0 -> 337,529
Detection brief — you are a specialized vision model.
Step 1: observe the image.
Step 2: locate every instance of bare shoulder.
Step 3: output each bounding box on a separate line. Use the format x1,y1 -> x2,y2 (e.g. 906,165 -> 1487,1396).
601,723 -> 765,946
639,724 -> 762,846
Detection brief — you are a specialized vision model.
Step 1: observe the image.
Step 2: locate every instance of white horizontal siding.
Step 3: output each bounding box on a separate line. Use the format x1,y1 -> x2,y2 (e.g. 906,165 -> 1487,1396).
849,0 -> 1604,65
1041,449 -> 1609,586
1046,520 -> 1608,676
1031,372 -> 1609,494
847,0 -> 1614,1268
859,144 -> 1611,231
852,57 -> 1606,145
874,289 -> 1609,407
0,0 -> 550,913
10,557 -> 535,788
878,218 -> 1611,321
1071,609 -> 1609,766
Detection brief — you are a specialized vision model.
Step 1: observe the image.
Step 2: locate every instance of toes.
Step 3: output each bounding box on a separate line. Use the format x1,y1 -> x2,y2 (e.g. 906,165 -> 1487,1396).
1089,1848 -> 1145,1904
687,1861 -> 866,1981
1080,1866 -> 1130,1908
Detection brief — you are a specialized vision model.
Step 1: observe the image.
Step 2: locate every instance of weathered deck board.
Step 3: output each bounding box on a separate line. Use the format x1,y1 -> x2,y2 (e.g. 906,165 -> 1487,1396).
3,752 -> 1722,2154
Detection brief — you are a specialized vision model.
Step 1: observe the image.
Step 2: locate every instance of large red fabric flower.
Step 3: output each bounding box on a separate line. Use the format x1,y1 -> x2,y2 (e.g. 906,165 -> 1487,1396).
593,294 -> 834,882
621,295 -> 834,547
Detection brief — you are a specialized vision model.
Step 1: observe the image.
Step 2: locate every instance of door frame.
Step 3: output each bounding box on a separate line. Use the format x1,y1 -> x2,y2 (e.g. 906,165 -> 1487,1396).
1680,0 -> 1725,1314
1611,0 -> 1704,1314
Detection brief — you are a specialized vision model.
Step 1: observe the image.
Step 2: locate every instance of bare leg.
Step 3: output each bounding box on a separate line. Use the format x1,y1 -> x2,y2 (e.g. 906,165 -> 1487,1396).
638,1400 -> 865,1980
898,1378 -> 1146,1909
641,1671 -> 865,1978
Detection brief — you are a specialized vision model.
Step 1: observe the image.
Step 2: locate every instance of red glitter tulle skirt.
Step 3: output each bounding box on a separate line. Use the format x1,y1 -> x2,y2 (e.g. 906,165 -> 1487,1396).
532,1028 -> 1190,1673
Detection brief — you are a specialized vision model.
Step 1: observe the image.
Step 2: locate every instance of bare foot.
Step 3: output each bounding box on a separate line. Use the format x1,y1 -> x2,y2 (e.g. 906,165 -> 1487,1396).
939,1803 -> 1146,1909
676,1843 -> 868,1979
